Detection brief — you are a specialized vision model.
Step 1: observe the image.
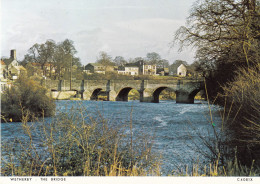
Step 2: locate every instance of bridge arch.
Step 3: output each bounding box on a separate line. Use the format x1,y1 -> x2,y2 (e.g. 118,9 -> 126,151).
116,87 -> 140,102
152,86 -> 176,103
189,88 -> 206,102
90,88 -> 103,100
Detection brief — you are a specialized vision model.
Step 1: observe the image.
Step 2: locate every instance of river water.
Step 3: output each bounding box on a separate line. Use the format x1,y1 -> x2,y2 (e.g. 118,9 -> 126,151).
1,100 -> 223,174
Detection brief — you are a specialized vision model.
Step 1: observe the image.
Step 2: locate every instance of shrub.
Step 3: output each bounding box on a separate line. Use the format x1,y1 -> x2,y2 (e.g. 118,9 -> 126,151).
1,103 -> 160,176
1,77 -> 55,122
221,64 -> 260,167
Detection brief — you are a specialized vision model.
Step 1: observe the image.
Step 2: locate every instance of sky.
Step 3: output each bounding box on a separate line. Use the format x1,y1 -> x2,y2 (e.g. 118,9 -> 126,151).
1,0 -> 197,65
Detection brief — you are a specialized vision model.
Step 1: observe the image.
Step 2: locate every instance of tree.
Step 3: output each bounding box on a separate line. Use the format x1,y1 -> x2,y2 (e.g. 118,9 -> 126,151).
173,0 -> 260,167
53,39 -> 81,79
146,52 -> 161,65
1,76 -> 55,122
26,40 -> 56,76
128,57 -> 144,63
23,39 -> 81,79
113,56 -> 127,66
174,0 -> 260,97
174,0 -> 260,68
96,51 -> 115,72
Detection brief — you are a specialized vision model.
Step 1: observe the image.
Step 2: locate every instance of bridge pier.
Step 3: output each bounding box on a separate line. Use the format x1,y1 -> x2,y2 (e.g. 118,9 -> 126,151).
82,90 -> 92,100
176,91 -> 194,104
140,89 -> 154,102
107,90 -> 116,101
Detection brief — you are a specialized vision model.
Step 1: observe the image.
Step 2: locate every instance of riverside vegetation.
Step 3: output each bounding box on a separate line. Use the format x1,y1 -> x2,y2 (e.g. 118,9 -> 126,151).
1,104 -> 160,176
1,77 -> 55,122
173,0 -> 260,174
1,0 -> 260,176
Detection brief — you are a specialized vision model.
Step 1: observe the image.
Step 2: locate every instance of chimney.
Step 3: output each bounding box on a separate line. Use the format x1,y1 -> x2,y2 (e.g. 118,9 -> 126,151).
10,49 -> 16,60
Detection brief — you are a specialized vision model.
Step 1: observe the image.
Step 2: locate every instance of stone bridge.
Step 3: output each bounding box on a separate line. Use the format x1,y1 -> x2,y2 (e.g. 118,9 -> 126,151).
42,78 -> 205,103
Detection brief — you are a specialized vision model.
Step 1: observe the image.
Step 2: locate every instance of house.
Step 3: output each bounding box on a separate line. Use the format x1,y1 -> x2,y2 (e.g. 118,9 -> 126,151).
143,64 -> 156,75
117,66 -> 139,75
157,68 -> 169,76
0,60 -> 7,79
117,66 -> 126,75
29,62 -> 56,77
125,60 -> 156,75
2,50 -> 27,79
84,63 -> 105,74
125,66 -> 139,75
8,65 -> 26,79
84,63 -> 117,74
177,64 -> 187,77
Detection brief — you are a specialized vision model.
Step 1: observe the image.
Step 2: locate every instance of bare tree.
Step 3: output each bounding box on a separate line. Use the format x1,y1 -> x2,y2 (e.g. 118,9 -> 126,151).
113,56 -> 127,66
27,40 -> 56,76
174,0 -> 260,66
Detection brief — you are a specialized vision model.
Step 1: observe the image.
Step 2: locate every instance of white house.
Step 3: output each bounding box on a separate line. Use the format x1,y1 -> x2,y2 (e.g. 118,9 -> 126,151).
125,67 -> 139,75
177,64 -> 187,77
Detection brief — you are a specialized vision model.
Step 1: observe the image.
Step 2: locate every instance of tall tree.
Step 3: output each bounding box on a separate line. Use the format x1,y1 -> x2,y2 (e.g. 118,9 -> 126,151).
146,52 -> 161,65
23,39 -> 81,79
174,0 -> 260,68
53,39 -> 80,79
26,40 -> 56,76
174,0 -> 260,96
113,56 -> 127,66
96,51 -> 114,66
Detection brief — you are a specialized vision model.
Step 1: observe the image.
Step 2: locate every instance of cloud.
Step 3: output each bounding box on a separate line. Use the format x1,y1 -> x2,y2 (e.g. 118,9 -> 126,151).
1,1 -> 196,64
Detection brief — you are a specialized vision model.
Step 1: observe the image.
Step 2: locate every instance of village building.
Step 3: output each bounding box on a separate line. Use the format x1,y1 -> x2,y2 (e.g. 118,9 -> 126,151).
28,62 -> 56,77
84,63 -> 105,74
2,50 -> 27,79
8,65 -> 26,79
117,66 -> 126,75
157,68 -> 169,76
143,64 -> 156,75
0,60 -> 7,79
124,61 -> 157,75
1,50 -> 27,92
117,66 -> 139,75
84,63 -> 118,74
125,66 -> 139,75
177,64 -> 187,77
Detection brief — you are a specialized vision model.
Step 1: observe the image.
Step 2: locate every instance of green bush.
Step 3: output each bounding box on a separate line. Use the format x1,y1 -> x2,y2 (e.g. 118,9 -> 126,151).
1,77 -> 55,122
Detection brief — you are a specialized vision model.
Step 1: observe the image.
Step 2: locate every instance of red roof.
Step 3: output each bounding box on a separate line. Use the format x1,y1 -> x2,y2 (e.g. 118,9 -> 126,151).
1,60 -> 6,65
31,62 -> 54,67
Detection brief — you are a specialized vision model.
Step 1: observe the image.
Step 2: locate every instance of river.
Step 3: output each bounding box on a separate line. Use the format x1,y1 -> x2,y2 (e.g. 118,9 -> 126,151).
1,100 -> 223,175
